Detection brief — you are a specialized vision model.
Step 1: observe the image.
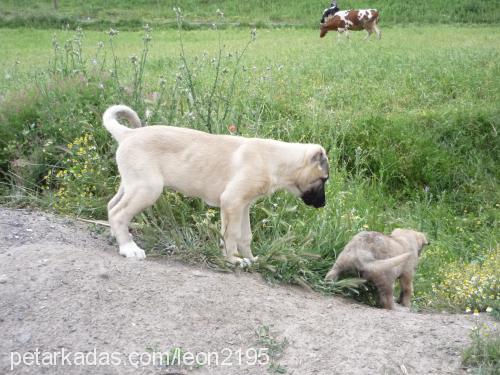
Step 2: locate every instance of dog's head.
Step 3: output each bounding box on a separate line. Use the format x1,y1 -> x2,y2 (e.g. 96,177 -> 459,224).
416,232 -> 430,255
296,146 -> 329,208
391,229 -> 429,256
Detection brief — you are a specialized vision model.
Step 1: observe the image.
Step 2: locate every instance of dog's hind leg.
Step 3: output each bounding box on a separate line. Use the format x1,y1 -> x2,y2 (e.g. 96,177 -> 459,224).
108,181 -> 163,259
397,273 -> 413,307
107,184 -> 124,213
324,265 -> 342,281
377,282 -> 395,310
107,185 -> 124,236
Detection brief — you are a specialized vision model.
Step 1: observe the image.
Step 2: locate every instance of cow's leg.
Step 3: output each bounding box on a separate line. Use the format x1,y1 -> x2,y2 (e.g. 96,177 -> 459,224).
374,24 -> 382,39
364,29 -> 372,41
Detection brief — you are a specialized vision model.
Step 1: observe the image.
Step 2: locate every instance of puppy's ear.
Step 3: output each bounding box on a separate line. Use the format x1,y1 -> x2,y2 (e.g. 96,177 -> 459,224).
311,149 -> 324,162
311,149 -> 329,174
418,233 -> 429,255
424,235 -> 429,245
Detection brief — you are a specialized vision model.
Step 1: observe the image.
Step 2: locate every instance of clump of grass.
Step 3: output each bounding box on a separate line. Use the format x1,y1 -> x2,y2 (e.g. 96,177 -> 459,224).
43,132 -> 113,217
173,7 -> 255,134
137,193 -> 230,271
255,325 -> 288,374
462,321 -> 500,374
0,74 -> 118,207
427,248 -> 499,312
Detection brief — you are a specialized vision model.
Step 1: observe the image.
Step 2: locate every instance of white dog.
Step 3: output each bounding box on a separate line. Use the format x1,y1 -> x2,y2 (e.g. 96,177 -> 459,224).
102,105 -> 329,264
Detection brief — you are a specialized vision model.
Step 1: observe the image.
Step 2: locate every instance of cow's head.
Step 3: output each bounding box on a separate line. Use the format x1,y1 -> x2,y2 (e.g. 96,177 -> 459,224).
320,24 -> 328,38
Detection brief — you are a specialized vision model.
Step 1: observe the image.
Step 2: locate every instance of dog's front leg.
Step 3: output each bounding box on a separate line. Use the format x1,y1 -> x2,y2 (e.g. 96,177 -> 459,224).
220,204 -> 243,264
238,204 -> 256,261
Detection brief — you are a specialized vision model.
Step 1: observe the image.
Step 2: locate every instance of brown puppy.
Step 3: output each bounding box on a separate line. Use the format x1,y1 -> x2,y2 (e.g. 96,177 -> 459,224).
325,229 -> 429,309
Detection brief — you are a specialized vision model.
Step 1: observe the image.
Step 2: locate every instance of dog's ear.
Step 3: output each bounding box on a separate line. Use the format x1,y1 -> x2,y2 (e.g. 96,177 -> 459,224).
422,233 -> 430,246
311,149 -> 329,174
418,232 -> 429,255
311,149 -> 328,167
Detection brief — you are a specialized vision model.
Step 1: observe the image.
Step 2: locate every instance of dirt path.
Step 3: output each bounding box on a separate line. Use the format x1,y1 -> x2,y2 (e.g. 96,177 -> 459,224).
0,208 -> 493,374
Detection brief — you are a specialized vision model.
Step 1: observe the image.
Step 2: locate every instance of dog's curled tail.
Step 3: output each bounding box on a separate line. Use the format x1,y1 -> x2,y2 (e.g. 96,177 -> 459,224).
102,105 -> 142,143
361,253 -> 410,276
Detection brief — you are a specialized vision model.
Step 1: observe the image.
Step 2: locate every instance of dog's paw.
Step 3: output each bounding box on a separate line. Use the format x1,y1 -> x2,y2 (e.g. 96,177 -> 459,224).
119,242 -> 146,259
393,304 -> 411,313
226,256 -> 243,265
239,257 -> 259,268
225,256 -> 258,267
239,258 -> 252,268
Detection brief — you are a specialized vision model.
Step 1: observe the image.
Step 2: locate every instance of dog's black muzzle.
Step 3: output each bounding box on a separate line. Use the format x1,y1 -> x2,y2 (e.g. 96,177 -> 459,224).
301,182 -> 326,208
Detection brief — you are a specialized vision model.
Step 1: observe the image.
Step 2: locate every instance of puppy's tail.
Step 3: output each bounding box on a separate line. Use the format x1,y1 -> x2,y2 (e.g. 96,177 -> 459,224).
361,253 -> 410,275
102,105 -> 142,143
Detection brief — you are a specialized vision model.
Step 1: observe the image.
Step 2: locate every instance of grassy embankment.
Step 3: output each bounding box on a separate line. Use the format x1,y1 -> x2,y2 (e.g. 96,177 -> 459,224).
0,4 -> 498,318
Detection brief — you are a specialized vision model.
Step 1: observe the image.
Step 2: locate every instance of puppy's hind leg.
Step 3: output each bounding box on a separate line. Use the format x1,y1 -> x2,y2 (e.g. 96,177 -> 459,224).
376,281 -> 395,310
325,265 -> 342,281
107,184 -> 124,236
108,180 -> 163,259
108,184 -> 124,213
397,273 -> 413,307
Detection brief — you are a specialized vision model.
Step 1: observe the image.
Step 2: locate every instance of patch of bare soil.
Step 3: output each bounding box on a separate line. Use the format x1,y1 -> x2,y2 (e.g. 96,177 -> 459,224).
0,208 -> 493,374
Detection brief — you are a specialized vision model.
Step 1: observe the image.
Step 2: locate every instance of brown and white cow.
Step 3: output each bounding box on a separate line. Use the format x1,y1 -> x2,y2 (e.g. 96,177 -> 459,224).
320,9 -> 381,40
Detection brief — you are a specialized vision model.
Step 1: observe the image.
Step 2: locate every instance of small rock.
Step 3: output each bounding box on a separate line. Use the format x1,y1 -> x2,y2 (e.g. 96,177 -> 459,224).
16,332 -> 31,344
98,267 -> 110,279
0,275 -> 7,284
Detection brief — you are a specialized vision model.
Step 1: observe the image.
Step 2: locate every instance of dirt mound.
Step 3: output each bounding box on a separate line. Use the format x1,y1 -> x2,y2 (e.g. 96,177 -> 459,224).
0,208 -> 492,374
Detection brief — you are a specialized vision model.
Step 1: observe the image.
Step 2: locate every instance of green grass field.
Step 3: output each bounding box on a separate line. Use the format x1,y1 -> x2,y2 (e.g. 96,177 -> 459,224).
1,0 -> 499,28
0,2 -> 499,322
